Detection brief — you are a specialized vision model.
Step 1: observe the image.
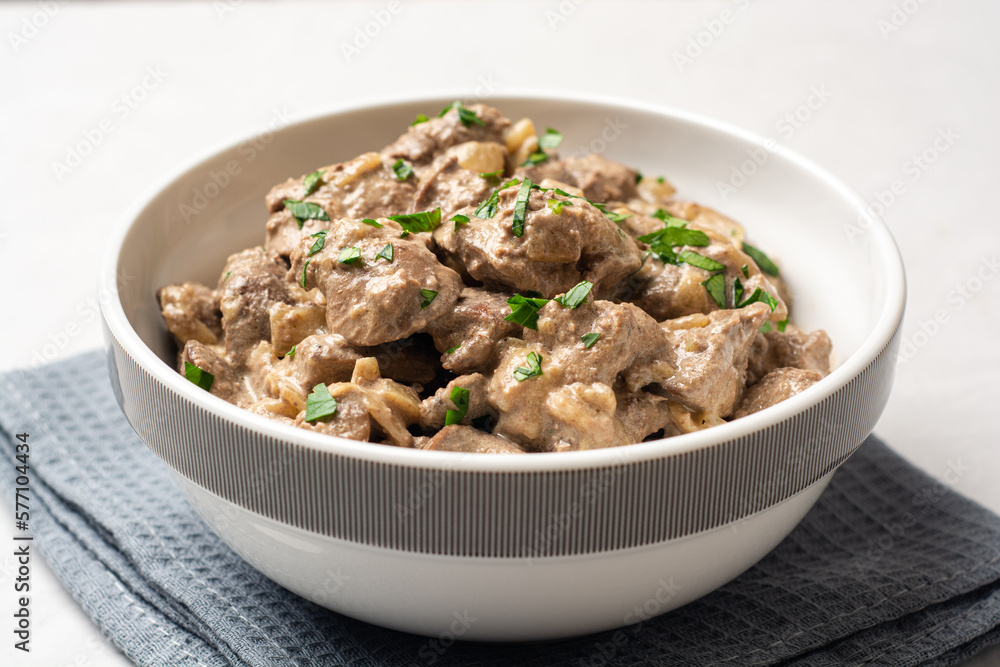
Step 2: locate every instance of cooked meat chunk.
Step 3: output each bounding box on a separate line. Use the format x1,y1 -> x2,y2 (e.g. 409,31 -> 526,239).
423,425 -> 526,454
383,103 -> 510,165
158,282 -> 223,346
733,368 -> 824,418
656,303 -> 770,419
747,326 -> 833,385
268,294 -> 327,357
434,184 -> 642,298
615,388 -> 679,443
420,373 -> 493,431
424,288 -> 521,373
623,229 -> 788,323
517,154 -> 638,203
180,340 -> 248,407
294,384 -> 373,441
411,151 -> 497,219
290,218 -> 462,346
218,248 -> 293,366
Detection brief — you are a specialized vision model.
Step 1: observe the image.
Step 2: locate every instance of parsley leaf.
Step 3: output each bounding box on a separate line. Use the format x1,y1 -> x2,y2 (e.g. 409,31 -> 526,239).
304,383 -> 338,423
474,178 -> 520,219
547,198 -> 572,214
677,251 -> 726,272
741,264 -> 749,278
286,345 -> 297,358
302,169 -> 325,197
513,351 -> 544,382
480,169 -> 503,184
389,208 -> 441,234
301,260 -> 310,287
444,386 -> 470,426
307,229 -> 329,256
392,159 -> 413,181
361,218 -> 384,228
538,127 -> 563,150
581,332 -> 601,349
284,199 -> 329,228
420,288 -> 438,309
637,225 -> 710,264
412,113 -> 428,126
376,243 -> 393,262
512,177 -> 534,237
445,344 -> 462,354
742,242 -> 780,277
555,281 -> 593,309
438,101 -> 485,127
737,287 -> 779,311
701,273 -> 727,309
504,294 -> 550,329
652,209 -> 688,227
338,247 -> 361,264
184,361 -> 214,391
634,171 -> 643,184
451,213 -> 470,232
734,276 -> 745,306
522,151 -> 548,166
603,209 -> 632,223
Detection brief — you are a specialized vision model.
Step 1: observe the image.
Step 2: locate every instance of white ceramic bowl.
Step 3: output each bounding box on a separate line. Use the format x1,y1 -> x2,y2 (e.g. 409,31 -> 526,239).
100,92 -> 905,642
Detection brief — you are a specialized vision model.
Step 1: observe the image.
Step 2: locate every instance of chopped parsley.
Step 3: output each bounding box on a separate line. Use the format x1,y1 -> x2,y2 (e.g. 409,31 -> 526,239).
451,213 -> 470,232
438,101 -> 485,127
304,383 -> 338,423
581,332 -> 601,349
286,345 -> 297,358
513,351 -> 544,382
224,271 -> 231,281
737,287 -> 779,312
504,294 -> 550,329
389,207 -> 442,234
474,178 -> 520,219
634,171 -> 643,184
677,251 -> 725,272
183,361 -> 214,391
480,169 -> 503,184
420,288 -> 438,309
512,177 -> 534,237
538,127 -> 563,150
741,264 -> 749,278
307,229 -> 329,256
555,281 -> 593,309
445,343 -> 462,354
734,277 -> 745,305
284,199 -> 329,228
701,273 -> 727,309
444,386 -> 470,426
652,209 -> 688,227
392,159 -> 413,181
301,260 -> 310,287
742,242 -> 780,277
302,169 -> 325,197
603,209 -> 632,223
522,151 -> 548,166
376,243 -> 393,262
338,247 -> 361,264
411,113 -> 429,126
657,176 -> 666,184
638,223 -> 711,265
361,218 -> 384,228
547,198 -> 572,215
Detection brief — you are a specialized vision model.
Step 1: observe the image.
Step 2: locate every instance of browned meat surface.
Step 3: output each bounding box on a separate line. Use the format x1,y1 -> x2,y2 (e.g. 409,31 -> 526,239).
733,368 -> 824,418
289,217 -> 462,346
423,288 -> 521,373
218,248 -> 293,366
423,425 -> 526,454
383,103 -> 509,165
434,185 -> 642,298
517,154 -> 638,203
162,102 -> 834,451
656,304 -> 770,419
420,373 -> 493,431
158,282 -> 223,346
747,326 -> 833,385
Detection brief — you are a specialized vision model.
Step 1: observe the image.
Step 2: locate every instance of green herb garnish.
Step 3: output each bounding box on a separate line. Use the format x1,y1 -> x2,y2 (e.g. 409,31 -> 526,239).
734,277 -> 745,306
284,199 -> 329,228
512,177 -> 534,237
677,251 -> 725,272
420,288 -> 438,309
302,169 -> 325,197
412,113 -> 429,126
474,178 -> 520,219
741,264 -> 749,278
444,386 -> 470,426
522,151 -> 548,166
338,247 -> 361,264
555,281 -> 593,309
438,101 -> 485,127
513,351 -> 544,382
547,198 -> 572,215
392,159 -> 413,181
634,171 -> 643,184
301,260 -> 310,287
286,345 -> 297,358
742,242 -> 780,277
538,127 -> 563,150
737,287 -> 779,312
184,362 -> 214,391
361,218 -> 384,228
701,273 -> 727,309
581,332 -> 601,349
451,213 -> 470,232
307,229 -> 329,256
389,207 -> 442,234
445,344 -> 462,354
376,243 -> 393,262
480,169 -> 503,183
304,383 -> 338,423
504,294 -> 550,329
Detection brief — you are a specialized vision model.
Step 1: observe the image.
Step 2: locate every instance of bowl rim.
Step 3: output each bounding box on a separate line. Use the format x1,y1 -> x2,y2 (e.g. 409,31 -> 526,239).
100,89 -> 906,473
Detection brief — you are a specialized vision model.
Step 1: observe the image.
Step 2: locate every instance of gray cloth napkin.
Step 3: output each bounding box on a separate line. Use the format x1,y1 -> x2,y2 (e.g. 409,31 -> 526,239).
2,350 -> 999,667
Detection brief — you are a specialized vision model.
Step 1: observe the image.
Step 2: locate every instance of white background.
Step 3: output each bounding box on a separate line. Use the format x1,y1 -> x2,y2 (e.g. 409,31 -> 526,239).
1,1 -> 998,665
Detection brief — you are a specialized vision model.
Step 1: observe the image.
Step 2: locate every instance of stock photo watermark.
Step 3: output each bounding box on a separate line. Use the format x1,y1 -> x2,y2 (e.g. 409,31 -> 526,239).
877,0 -> 929,40
7,0 -> 69,53
673,0 -> 751,73
339,1 -> 403,63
